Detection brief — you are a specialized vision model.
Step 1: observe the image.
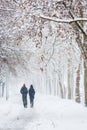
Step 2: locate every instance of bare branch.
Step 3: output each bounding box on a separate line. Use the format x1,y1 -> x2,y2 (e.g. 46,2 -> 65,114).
62,2 -> 87,36
40,15 -> 87,24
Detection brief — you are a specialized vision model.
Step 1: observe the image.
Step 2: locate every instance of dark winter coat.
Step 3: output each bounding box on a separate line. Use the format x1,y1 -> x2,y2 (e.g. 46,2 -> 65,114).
20,86 -> 28,95
29,85 -> 35,100
20,86 -> 28,107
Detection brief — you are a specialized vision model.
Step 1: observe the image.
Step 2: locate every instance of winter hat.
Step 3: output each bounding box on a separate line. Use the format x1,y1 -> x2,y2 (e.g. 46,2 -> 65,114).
23,83 -> 26,86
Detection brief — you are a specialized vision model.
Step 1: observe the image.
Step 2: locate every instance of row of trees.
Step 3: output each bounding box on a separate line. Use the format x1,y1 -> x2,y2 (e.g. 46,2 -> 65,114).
0,0 -> 87,105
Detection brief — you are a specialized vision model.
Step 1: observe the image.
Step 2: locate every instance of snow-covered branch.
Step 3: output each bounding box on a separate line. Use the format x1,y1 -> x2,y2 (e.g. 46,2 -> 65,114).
40,15 -> 87,23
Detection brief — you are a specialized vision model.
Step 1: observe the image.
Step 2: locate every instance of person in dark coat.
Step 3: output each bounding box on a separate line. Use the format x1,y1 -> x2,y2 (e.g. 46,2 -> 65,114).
29,84 -> 35,108
20,83 -> 28,108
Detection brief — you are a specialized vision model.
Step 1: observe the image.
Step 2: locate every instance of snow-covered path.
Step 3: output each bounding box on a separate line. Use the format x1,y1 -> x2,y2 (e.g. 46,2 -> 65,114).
0,94 -> 87,130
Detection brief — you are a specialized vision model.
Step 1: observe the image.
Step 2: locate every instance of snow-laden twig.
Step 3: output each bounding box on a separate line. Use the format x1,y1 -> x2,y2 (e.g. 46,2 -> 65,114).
0,46 -> 33,52
40,15 -> 87,23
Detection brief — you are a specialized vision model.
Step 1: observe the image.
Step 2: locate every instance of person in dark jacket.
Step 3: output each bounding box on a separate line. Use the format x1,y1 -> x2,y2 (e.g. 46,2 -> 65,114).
29,84 -> 35,108
20,83 -> 28,108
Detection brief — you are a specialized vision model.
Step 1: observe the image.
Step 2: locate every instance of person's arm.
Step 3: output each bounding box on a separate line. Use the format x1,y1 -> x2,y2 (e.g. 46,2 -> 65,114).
34,89 -> 35,95
20,88 -> 23,94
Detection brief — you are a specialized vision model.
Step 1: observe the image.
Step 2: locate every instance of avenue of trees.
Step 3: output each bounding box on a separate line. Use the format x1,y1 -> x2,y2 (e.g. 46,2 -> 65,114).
0,0 -> 87,105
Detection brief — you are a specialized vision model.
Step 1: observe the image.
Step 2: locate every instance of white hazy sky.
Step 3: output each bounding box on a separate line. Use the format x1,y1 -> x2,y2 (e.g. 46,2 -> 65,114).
0,93 -> 87,130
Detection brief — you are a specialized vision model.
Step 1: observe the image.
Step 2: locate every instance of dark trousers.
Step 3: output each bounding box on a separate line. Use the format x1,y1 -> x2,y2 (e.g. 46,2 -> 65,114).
30,97 -> 34,108
22,94 -> 27,108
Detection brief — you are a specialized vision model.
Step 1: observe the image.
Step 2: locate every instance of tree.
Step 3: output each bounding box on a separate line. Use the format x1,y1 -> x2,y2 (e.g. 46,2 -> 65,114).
40,0 -> 87,104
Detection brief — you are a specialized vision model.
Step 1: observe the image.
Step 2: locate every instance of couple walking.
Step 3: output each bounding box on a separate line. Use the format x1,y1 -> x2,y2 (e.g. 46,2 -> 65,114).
20,84 -> 35,108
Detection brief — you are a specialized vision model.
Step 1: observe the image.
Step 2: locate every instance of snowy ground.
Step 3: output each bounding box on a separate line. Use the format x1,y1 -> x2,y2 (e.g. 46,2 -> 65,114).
0,93 -> 87,130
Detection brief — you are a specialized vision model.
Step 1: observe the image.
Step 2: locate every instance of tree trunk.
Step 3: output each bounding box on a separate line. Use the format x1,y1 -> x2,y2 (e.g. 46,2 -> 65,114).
84,62 -> 87,106
68,71 -> 71,99
83,35 -> 87,106
75,64 -> 80,103
2,82 -> 5,97
0,82 -> 2,97
6,65 -> 9,100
